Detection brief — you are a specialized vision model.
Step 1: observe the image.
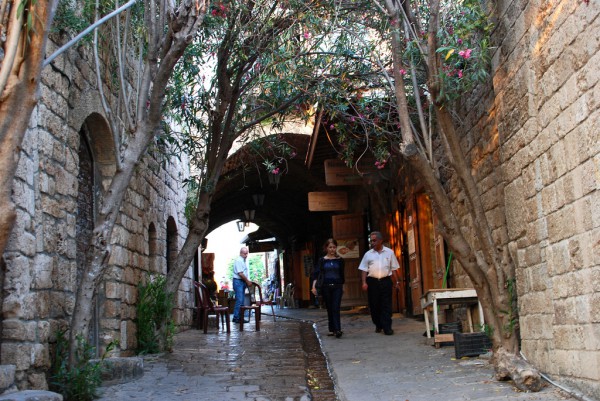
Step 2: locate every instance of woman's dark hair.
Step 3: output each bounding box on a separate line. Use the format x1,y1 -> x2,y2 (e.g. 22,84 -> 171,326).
323,238 -> 338,252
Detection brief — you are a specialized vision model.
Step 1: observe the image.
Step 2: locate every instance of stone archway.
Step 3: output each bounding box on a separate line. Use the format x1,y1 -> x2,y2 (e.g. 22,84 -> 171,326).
76,113 -> 116,353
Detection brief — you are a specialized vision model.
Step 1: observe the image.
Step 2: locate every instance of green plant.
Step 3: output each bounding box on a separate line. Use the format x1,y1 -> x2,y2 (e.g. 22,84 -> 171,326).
500,278 -> 519,334
226,254 -> 266,284
136,274 -> 176,354
50,330 -> 117,401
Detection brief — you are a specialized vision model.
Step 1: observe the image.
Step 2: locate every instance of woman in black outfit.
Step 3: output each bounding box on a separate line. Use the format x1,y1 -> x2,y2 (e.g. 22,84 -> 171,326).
312,238 -> 345,338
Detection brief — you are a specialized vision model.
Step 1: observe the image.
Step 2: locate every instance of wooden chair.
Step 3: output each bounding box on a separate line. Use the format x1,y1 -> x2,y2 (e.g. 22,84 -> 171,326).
239,282 -> 270,331
240,282 -> 262,331
193,281 -> 230,334
252,281 -> 276,322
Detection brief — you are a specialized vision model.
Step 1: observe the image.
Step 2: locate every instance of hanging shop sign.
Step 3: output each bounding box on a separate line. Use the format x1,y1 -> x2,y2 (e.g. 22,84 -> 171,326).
308,191 -> 348,211
324,159 -> 389,186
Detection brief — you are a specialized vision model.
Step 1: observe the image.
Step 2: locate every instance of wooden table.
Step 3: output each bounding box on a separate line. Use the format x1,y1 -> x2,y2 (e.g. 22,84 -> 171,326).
420,288 -> 484,347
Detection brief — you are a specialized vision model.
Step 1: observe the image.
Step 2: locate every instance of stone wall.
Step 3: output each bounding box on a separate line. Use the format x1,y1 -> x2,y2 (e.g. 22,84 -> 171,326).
456,0 -> 599,397
1,38 -> 193,389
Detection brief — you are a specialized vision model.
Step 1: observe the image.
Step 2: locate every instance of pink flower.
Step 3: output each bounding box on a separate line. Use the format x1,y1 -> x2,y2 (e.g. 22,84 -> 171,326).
303,31 -> 311,39
375,160 -> 386,169
329,124 -> 335,130
457,70 -> 463,78
272,168 -> 280,175
399,69 -> 407,75
458,48 -> 472,59
457,38 -> 463,45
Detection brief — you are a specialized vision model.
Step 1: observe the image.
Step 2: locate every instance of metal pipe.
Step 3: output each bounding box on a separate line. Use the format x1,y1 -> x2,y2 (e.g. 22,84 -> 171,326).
519,351 -> 593,401
43,0 -> 138,67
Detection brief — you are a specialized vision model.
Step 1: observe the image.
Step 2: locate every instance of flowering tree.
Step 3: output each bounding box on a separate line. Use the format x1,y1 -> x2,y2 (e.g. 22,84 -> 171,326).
160,0 -> 355,296
312,0 -> 543,391
61,0 -> 208,362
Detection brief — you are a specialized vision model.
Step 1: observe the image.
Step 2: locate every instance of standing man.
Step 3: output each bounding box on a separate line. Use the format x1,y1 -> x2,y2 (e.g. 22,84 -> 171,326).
232,246 -> 253,323
358,231 -> 401,335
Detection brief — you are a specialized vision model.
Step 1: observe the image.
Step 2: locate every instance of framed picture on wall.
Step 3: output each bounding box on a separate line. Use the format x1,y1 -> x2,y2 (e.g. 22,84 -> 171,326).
336,238 -> 360,259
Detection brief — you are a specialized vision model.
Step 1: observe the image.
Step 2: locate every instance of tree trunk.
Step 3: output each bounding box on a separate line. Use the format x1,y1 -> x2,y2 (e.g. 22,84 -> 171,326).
67,0 -> 207,361
382,0 -> 544,391
69,130 -> 153,362
0,0 -> 58,257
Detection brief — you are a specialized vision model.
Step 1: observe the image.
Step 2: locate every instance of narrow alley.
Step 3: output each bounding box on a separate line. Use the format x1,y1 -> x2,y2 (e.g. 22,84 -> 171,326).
97,307 -> 575,401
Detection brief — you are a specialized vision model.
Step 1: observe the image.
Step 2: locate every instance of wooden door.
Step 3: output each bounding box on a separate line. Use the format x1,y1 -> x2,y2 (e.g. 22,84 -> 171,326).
416,193 -> 436,294
385,211 -> 406,313
405,198 -> 423,315
332,213 -> 367,307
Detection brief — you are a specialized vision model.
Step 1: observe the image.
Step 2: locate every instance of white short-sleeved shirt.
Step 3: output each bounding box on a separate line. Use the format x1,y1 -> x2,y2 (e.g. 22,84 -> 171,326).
232,256 -> 249,280
358,246 -> 400,279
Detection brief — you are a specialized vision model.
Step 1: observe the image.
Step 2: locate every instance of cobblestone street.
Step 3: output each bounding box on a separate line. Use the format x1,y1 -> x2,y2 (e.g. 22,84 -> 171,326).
98,316 -> 334,401
97,308 -> 577,401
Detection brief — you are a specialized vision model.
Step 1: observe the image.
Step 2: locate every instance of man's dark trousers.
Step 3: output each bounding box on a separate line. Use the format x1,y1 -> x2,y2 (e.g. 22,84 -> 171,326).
366,276 -> 393,331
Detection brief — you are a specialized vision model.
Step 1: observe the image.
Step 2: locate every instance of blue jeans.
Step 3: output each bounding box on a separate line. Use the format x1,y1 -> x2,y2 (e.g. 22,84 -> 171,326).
232,278 -> 247,320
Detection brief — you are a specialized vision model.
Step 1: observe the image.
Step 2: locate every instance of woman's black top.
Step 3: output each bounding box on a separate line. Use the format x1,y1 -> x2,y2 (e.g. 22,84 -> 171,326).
313,257 -> 345,286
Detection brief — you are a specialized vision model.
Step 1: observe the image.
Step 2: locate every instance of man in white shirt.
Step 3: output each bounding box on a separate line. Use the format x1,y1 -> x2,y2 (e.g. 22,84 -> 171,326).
232,246 -> 253,323
358,231 -> 401,335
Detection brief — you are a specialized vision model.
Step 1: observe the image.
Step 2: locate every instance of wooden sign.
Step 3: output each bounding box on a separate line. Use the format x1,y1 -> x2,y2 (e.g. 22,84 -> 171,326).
308,191 -> 348,211
324,159 -> 362,186
324,159 -> 388,186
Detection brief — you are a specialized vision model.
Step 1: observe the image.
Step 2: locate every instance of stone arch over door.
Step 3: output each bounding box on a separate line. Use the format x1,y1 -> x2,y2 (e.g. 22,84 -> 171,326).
76,113 -> 116,352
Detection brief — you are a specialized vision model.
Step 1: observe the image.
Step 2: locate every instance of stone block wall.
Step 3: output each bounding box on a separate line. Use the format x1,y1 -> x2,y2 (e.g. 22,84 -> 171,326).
1,37 -> 193,389
455,0 -> 599,397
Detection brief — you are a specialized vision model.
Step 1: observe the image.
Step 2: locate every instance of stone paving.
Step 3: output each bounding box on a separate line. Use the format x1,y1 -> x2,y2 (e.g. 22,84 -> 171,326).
97,307 -> 578,401
97,315 -> 333,401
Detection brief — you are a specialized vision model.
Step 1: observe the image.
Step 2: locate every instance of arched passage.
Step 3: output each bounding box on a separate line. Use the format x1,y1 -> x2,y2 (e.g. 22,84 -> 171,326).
76,113 -> 116,353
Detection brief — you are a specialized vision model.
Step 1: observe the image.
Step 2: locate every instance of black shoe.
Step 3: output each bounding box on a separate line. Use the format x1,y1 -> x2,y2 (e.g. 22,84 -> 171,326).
232,318 -> 240,323
375,327 -> 383,333
384,329 -> 394,335
335,331 -> 343,338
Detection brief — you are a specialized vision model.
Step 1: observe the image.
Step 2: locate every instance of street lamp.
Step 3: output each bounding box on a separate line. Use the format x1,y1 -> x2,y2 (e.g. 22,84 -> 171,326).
236,220 -> 245,232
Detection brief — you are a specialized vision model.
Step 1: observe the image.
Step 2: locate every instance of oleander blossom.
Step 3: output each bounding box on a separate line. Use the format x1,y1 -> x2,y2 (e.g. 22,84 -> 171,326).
458,48 -> 472,59
374,160 -> 387,170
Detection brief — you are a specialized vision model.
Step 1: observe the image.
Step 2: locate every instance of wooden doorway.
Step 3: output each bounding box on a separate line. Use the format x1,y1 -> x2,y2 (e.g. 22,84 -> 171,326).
332,213 -> 368,307
385,210 -> 406,314
405,193 -> 440,315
